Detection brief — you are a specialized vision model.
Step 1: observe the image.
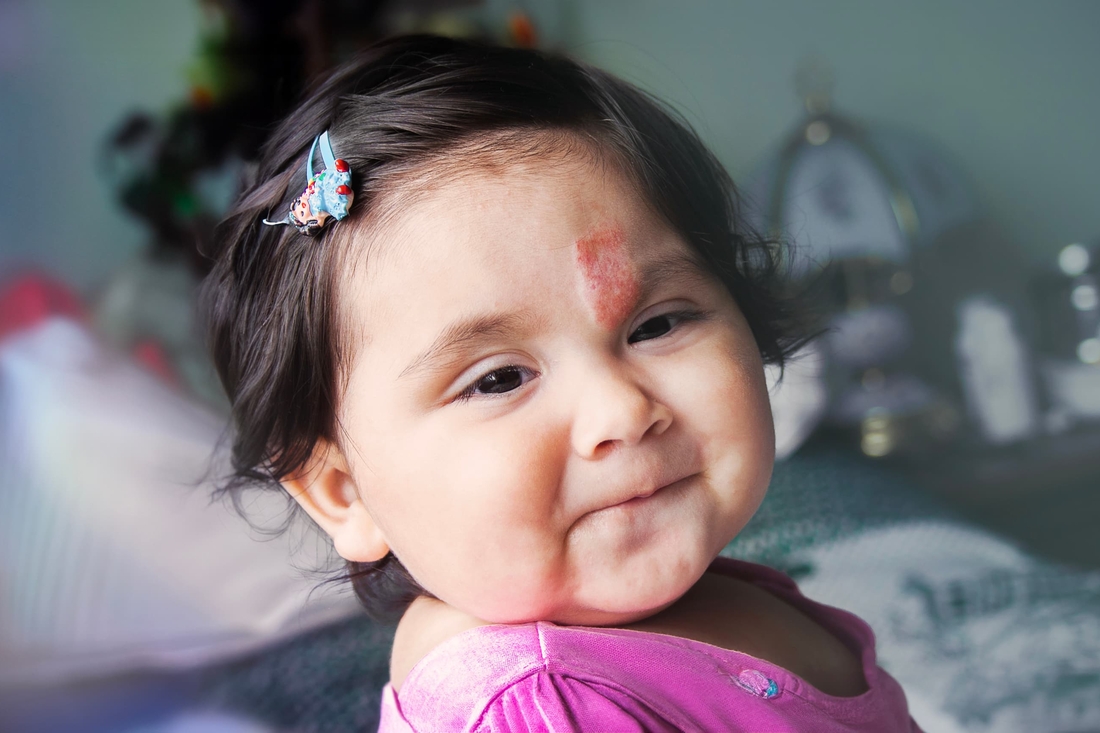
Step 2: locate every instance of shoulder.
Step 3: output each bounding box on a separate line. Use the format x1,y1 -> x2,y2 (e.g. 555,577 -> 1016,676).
475,670 -> 678,732
390,595 -> 493,692
388,618 -> 684,732
385,599 -> 904,733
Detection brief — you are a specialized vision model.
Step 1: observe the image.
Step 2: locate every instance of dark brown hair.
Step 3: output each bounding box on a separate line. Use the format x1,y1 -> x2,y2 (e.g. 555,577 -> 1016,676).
202,34 -> 804,620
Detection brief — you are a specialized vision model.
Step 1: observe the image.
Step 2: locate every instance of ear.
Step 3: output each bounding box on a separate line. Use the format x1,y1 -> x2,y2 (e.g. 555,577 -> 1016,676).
281,441 -> 390,563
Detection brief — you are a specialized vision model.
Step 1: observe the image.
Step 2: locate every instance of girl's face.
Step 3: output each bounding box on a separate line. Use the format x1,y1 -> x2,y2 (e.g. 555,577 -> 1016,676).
329,153 -> 774,626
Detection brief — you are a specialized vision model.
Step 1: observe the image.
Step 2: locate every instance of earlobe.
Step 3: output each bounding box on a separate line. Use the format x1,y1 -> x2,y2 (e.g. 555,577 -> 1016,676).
281,441 -> 391,563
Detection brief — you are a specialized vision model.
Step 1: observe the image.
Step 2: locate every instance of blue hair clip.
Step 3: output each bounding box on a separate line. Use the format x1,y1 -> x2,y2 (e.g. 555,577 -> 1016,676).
263,131 -> 354,236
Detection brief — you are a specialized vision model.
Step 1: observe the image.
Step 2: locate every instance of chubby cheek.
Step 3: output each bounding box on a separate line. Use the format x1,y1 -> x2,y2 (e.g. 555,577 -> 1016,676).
379,413 -> 572,621
681,330 -> 774,524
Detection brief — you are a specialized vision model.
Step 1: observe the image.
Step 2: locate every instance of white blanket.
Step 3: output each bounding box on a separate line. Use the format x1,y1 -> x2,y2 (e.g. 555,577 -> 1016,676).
796,521 -> 1100,733
0,320 -> 361,685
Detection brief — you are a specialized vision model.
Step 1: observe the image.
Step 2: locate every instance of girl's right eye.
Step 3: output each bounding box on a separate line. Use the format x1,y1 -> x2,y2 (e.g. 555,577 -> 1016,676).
456,365 -> 535,402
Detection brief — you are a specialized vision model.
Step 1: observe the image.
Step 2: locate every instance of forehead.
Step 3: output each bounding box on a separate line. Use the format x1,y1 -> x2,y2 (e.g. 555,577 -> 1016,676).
362,152 -> 658,269
340,153 -> 704,347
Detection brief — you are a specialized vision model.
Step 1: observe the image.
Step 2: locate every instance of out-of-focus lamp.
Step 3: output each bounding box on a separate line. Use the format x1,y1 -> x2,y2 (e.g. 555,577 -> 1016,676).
744,60 -> 987,455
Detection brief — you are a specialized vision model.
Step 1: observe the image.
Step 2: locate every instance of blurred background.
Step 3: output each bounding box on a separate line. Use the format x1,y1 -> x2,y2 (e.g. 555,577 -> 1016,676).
1,1 -> 1099,732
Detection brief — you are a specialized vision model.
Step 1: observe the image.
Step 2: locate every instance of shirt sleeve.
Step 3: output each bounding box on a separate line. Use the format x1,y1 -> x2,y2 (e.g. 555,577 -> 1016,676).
474,670 -> 684,733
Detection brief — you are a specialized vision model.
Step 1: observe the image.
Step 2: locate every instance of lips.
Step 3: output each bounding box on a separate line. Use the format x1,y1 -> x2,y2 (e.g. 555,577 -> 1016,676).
568,446 -> 702,521
602,472 -> 696,512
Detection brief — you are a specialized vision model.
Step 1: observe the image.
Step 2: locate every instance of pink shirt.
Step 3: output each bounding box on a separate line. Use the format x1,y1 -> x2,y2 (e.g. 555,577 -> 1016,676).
378,558 -> 921,732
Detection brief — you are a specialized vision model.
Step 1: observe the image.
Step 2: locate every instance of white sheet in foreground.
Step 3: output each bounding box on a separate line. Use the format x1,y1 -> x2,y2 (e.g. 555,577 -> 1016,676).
796,521 -> 1100,733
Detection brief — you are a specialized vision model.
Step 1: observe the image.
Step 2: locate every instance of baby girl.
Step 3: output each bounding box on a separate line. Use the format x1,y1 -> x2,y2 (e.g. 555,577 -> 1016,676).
203,34 -> 920,732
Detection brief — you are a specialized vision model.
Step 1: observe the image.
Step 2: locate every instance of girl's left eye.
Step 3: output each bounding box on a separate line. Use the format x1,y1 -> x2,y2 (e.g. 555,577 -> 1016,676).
456,365 -> 536,402
628,310 -> 703,344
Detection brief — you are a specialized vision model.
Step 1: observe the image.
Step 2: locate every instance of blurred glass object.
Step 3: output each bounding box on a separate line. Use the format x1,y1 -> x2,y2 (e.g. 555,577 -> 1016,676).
744,59 -> 983,457
1034,242 -> 1100,362
1034,241 -> 1100,426
955,296 -> 1039,444
747,58 -> 981,278
1058,243 -> 1092,277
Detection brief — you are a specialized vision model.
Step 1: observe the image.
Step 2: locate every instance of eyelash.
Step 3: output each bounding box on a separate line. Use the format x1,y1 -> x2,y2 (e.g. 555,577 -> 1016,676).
455,364 -> 537,403
626,308 -> 706,344
454,308 -> 706,403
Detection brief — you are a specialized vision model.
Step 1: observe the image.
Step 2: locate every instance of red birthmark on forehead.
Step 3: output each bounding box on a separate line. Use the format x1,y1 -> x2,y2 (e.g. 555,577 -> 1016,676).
574,225 -> 641,328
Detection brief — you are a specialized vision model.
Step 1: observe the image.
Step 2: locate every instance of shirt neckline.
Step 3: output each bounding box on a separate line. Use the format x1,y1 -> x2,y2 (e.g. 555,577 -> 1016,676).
397,556 -> 884,712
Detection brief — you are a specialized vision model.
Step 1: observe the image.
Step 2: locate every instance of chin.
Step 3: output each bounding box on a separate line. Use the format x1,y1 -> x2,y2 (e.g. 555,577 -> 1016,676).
558,581 -> 692,627
567,549 -> 710,625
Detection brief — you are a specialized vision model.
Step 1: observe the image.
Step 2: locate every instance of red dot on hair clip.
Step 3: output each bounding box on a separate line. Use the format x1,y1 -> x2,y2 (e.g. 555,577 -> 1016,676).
334,159 -> 349,173
336,184 -> 351,196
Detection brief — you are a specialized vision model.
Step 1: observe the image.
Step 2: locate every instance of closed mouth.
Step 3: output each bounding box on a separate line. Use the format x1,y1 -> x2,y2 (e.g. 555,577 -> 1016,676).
607,473 -> 695,510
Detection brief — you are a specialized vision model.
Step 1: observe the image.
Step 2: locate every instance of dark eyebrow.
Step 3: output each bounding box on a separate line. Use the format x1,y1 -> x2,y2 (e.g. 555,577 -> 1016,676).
634,250 -> 712,303
399,312 -> 535,380
399,250 -> 708,381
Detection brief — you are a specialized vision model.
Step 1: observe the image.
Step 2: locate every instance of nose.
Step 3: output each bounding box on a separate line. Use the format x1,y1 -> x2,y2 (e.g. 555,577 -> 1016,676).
570,358 -> 673,459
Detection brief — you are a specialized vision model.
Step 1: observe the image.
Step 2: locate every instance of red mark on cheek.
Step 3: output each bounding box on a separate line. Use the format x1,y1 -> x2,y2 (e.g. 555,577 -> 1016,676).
574,225 -> 640,328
